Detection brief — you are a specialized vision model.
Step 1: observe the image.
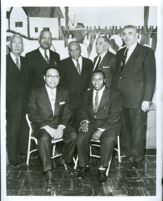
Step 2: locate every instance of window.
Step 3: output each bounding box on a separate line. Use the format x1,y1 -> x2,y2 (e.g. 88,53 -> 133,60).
35,27 -> 38,32
15,22 -> 23,27
43,27 -> 49,31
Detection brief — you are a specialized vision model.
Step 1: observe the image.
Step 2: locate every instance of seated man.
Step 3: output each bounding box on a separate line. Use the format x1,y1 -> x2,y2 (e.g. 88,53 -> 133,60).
27,67 -> 77,192
77,70 -> 121,182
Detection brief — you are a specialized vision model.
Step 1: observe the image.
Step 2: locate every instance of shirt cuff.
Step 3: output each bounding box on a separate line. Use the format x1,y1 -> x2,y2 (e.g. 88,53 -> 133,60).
58,125 -> 66,129
98,128 -> 105,133
80,120 -> 89,125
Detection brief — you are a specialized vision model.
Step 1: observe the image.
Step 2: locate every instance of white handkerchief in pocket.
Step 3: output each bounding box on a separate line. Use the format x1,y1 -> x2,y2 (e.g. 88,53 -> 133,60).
59,101 -> 65,105
103,66 -> 111,69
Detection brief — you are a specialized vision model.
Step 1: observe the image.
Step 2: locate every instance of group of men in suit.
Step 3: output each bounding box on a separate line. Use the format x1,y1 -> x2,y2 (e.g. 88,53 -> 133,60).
6,25 -> 156,192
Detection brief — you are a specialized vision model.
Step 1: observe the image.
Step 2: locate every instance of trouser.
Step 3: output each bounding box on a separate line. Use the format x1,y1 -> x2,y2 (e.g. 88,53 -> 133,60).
121,107 -> 146,162
77,129 -> 116,168
6,113 -> 22,164
37,127 -> 77,172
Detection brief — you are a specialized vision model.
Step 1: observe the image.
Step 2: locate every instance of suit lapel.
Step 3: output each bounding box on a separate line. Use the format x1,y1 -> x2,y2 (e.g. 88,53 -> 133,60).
36,48 -> 48,64
53,87 -> 62,117
41,87 -> 53,115
125,44 -> 141,68
98,52 -> 110,68
8,54 -> 21,74
97,88 -> 110,112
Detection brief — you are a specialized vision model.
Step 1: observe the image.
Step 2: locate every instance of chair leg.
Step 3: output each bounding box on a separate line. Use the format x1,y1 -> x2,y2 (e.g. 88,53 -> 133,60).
117,136 -> 121,163
26,135 -> 32,166
52,144 -> 56,158
106,156 -> 112,177
73,155 -> 78,170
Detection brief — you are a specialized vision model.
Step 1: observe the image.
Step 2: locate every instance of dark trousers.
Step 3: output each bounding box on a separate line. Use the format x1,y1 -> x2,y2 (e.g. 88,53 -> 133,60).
6,113 -> 22,164
121,107 -> 146,162
37,127 -> 77,172
77,128 -> 116,168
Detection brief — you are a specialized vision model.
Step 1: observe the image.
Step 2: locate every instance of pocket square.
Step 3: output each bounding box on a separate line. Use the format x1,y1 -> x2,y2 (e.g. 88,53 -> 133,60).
103,66 -> 111,69
59,101 -> 65,105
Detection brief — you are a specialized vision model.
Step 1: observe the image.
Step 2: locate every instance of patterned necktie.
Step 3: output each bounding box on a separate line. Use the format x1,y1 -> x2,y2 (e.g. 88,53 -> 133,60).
120,48 -> 128,74
76,59 -> 81,75
94,91 -> 99,113
94,56 -> 101,71
44,50 -> 49,63
15,57 -> 20,70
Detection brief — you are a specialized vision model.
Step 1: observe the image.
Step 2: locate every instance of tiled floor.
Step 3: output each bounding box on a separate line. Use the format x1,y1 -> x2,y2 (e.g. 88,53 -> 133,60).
7,153 -> 156,196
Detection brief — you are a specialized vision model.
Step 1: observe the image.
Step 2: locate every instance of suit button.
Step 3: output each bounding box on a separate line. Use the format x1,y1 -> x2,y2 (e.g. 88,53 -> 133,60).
93,114 -> 97,119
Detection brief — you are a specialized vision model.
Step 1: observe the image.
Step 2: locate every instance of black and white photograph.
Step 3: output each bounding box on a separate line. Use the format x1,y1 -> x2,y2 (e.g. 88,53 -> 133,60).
1,0 -> 163,200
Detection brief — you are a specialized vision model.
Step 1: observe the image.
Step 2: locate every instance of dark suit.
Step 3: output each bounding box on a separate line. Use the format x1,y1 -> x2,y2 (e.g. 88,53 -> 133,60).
58,57 -> 93,128
77,87 -> 121,168
25,48 -> 60,90
27,86 -> 77,172
6,54 -> 27,164
94,51 -> 116,88
114,43 -> 156,162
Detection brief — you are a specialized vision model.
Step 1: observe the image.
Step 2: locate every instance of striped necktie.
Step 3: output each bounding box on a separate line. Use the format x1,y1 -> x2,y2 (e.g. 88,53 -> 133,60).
94,56 -> 101,71
76,59 -> 81,75
44,50 -> 49,63
94,91 -> 99,113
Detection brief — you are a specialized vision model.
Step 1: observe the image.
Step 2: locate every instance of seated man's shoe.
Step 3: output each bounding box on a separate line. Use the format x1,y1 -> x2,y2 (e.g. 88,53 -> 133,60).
77,166 -> 90,178
58,157 -> 73,173
98,169 -> 107,183
43,170 -> 55,192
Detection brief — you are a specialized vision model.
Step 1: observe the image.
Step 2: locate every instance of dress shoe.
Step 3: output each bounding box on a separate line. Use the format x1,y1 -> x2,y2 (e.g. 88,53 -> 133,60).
43,170 -> 55,192
77,166 -> 90,178
98,169 -> 107,183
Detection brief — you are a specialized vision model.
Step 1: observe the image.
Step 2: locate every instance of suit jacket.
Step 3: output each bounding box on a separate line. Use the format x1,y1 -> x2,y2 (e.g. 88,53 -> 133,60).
27,86 -> 71,130
80,87 -> 121,135
113,43 -> 156,109
6,54 -> 27,115
94,51 -> 116,88
58,57 -> 93,109
25,48 -> 60,89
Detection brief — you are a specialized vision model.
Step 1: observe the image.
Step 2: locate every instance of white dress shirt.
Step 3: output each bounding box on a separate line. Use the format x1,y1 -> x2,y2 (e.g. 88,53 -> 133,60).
125,42 -> 137,63
72,56 -> 82,73
45,85 -> 56,114
39,47 -> 50,61
10,52 -> 21,68
93,86 -> 105,109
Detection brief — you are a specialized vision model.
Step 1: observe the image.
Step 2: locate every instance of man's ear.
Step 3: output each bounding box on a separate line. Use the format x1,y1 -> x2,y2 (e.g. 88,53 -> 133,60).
43,76 -> 45,81
104,78 -> 107,84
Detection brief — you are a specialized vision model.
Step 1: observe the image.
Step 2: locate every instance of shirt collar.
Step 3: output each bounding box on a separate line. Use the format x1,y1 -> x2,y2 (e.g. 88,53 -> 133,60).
45,85 -> 56,93
93,85 -> 105,93
98,51 -> 107,60
10,52 -> 20,62
72,56 -> 82,62
39,47 -> 50,55
126,42 -> 137,51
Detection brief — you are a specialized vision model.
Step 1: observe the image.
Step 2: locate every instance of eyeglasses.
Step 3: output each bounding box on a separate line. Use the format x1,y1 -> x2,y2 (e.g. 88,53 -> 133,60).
46,75 -> 60,79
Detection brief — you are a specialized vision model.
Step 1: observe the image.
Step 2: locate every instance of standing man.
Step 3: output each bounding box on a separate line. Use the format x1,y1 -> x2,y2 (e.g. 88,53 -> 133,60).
114,25 -> 156,168
77,70 -> 121,182
6,34 -> 27,168
25,29 -> 60,90
93,36 -> 116,88
58,41 -> 93,129
27,67 -> 77,192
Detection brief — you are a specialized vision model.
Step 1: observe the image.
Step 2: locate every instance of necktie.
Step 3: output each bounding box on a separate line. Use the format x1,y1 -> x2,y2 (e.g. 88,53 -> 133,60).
94,56 -> 101,71
76,59 -> 81,75
44,50 -> 49,63
15,57 -> 20,70
120,48 -> 128,74
94,91 -> 99,113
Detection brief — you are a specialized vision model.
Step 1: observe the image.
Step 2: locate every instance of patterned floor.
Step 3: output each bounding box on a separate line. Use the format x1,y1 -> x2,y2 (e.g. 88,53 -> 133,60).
7,152 -> 156,196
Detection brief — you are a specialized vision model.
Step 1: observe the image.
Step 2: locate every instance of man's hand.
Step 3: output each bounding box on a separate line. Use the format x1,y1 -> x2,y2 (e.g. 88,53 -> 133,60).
41,125 -> 57,138
92,129 -> 102,141
141,101 -> 150,112
54,125 -> 64,139
79,121 -> 89,133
